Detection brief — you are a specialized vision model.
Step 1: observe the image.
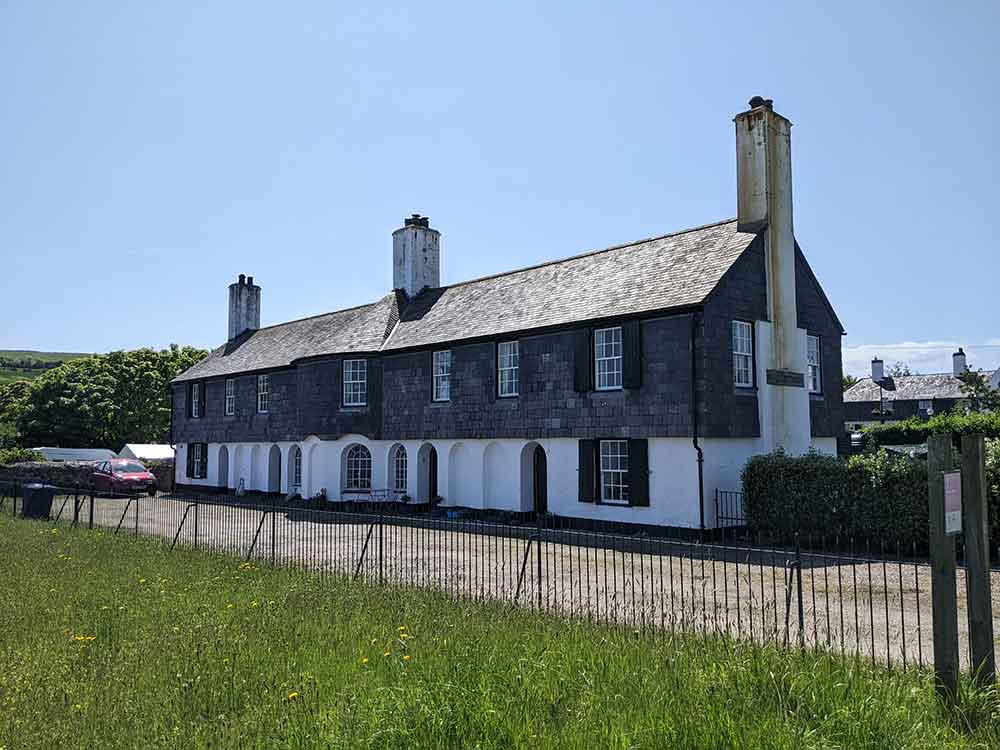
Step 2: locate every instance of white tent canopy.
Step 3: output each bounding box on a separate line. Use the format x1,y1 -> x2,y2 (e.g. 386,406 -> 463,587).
118,444 -> 175,461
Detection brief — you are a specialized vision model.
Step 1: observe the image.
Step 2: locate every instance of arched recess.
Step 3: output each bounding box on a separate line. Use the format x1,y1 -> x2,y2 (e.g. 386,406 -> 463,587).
288,445 -> 302,495
233,445 -> 245,490
249,445 -> 262,492
416,443 -> 438,502
520,441 -> 547,514
483,441 -> 504,507
218,445 -> 229,490
267,444 -> 282,494
447,442 -> 468,506
387,443 -> 407,497
341,443 -> 372,494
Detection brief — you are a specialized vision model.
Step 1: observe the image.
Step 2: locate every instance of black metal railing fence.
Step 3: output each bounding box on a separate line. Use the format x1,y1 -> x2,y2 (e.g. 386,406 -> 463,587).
2,478 -> 996,673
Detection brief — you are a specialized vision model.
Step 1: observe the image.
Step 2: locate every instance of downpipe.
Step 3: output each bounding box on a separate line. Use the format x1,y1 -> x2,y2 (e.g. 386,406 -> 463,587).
691,311 -> 706,540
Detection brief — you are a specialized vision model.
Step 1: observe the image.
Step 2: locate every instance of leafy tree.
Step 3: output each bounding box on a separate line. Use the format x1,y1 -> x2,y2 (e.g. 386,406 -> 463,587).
842,374 -> 859,391
14,345 -> 206,450
887,361 -> 913,377
0,380 -> 31,448
958,369 -> 1000,413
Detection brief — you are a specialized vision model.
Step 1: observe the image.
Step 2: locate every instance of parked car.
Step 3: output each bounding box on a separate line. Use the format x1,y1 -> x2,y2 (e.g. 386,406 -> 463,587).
92,459 -> 158,497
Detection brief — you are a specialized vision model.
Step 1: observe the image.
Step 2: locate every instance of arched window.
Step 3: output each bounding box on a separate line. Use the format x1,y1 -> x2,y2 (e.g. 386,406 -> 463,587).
392,445 -> 407,493
291,446 -> 302,489
345,444 -> 372,491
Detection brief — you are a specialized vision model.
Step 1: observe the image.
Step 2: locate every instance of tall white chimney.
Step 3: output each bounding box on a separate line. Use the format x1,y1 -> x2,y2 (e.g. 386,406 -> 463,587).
228,274 -> 261,341
735,96 -> 809,454
393,214 -> 440,297
953,348 -> 967,376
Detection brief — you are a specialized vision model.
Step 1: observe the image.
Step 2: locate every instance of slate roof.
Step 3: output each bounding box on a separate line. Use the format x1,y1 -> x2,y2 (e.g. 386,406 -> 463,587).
383,219 -> 755,351
843,373 -> 967,403
174,219 -> 757,381
173,293 -> 401,382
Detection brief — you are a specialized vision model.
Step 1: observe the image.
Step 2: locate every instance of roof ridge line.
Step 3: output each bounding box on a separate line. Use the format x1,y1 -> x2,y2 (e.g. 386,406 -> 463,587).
430,217 -> 740,292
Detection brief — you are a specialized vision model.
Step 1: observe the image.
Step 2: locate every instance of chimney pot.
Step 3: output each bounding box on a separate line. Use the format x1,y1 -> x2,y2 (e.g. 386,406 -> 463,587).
953,347 -> 968,377
749,96 -> 773,110
247,276 -> 253,286
238,273 -> 246,285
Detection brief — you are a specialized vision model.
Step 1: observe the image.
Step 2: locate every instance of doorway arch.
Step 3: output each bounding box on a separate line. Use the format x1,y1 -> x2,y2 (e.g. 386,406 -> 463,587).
267,445 -> 282,494
218,445 -> 229,490
417,443 -> 438,502
520,442 -> 547,514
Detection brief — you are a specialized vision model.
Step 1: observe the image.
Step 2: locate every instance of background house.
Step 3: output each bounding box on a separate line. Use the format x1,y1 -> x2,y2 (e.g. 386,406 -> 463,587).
118,444 -> 175,461
843,348 -> 997,430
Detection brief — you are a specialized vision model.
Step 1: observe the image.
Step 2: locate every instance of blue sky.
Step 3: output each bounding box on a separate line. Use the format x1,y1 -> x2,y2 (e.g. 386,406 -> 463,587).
2,1 -> 997,376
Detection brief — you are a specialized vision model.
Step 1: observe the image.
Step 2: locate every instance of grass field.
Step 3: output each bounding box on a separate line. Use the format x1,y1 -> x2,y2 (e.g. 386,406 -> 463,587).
0,349 -> 89,385
2,515 -> 998,749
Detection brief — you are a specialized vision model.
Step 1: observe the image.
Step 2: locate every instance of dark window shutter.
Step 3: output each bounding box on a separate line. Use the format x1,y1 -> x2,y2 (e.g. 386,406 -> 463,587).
186,383 -> 193,418
628,438 -> 649,507
186,444 -> 194,478
573,329 -> 593,392
199,382 -> 206,417
622,319 -> 642,389
200,444 -> 209,478
578,439 -> 597,502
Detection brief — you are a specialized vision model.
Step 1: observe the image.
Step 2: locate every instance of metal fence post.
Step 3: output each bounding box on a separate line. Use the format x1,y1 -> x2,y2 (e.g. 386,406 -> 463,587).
961,433 -> 996,686
193,499 -> 199,551
73,488 -> 80,526
536,514 -> 543,610
88,493 -> 94,530
928,433 -> 959,701
270,502 -> 276,567
795,532 -> 805,648
378,511 -> 384,584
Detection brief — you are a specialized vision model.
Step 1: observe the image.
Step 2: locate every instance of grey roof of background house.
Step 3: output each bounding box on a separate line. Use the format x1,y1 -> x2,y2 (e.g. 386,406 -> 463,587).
843,373 -> 967,402
174,219 -> 757,381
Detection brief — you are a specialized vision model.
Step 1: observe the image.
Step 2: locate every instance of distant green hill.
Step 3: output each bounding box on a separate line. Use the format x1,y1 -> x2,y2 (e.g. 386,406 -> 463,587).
0,350 -> 90,385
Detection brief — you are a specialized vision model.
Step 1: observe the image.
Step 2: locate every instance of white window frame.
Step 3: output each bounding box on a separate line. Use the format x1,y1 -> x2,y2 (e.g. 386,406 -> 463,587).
191,383 -> 201,418
733,320 -> 754,388
345,444 -> 372,491
343,359 -> 368,407
807,334 -> 822,394
393,445 -> 408,494
432,350 -> 451,402
594,327 -> 623,391
497,341 -> 519,397
257,374 -> 269,414
192,443 -> 203,479
292,446 -> 302,488
224,378 -> 235,416
599,439 -> 629,504
919,399 -> 934,414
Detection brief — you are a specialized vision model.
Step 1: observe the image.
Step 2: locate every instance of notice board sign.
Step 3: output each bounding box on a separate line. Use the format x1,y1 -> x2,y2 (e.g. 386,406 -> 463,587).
944,470 -> 962,535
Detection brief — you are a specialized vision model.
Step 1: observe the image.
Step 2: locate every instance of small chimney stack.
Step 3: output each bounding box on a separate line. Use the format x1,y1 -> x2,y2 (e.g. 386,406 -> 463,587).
871,357 -> 884,382
953,348 -> 967,377
228,274 -> 261,341
393,214 -> 440,297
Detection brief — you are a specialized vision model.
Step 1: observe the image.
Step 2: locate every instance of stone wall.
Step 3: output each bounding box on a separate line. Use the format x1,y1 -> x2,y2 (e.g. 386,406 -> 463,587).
0,461 -> 97,489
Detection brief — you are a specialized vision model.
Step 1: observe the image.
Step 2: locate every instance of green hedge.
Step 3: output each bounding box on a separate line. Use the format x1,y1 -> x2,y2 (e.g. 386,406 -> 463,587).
863,411 -> 1000,447
741,444 -> 1000,550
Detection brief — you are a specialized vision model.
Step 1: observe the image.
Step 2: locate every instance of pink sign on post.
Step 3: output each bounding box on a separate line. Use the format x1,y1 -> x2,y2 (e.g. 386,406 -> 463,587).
944,470 -> 962,536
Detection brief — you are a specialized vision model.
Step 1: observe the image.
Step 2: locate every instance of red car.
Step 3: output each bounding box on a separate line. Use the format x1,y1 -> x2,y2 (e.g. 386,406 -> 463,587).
92,459 -> 158,497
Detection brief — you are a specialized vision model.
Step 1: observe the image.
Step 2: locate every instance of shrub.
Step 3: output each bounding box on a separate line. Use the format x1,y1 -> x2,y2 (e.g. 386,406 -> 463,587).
742,449 -> 928,548
863,411 -> 1000,447
0,446 -> 44,465
743,443 -> 1000,550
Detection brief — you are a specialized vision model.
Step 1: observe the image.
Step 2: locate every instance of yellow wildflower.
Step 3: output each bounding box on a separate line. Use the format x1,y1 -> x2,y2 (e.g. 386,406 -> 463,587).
383,650 -> 391,657
138,578 -> 146,584
361,657 -> 369,665
72,635 -> 96,642
398,625 -> 407,632
403,655 -> 412,662
287,691 -> 300,702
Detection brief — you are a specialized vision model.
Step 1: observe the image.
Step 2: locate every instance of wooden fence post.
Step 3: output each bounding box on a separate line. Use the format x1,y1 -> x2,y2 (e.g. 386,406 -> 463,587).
928,433 -> 959,700
961,433 -> 996,686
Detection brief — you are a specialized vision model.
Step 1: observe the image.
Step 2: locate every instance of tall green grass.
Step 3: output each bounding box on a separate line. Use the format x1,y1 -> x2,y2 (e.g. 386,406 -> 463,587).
1,515 -> 997,749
